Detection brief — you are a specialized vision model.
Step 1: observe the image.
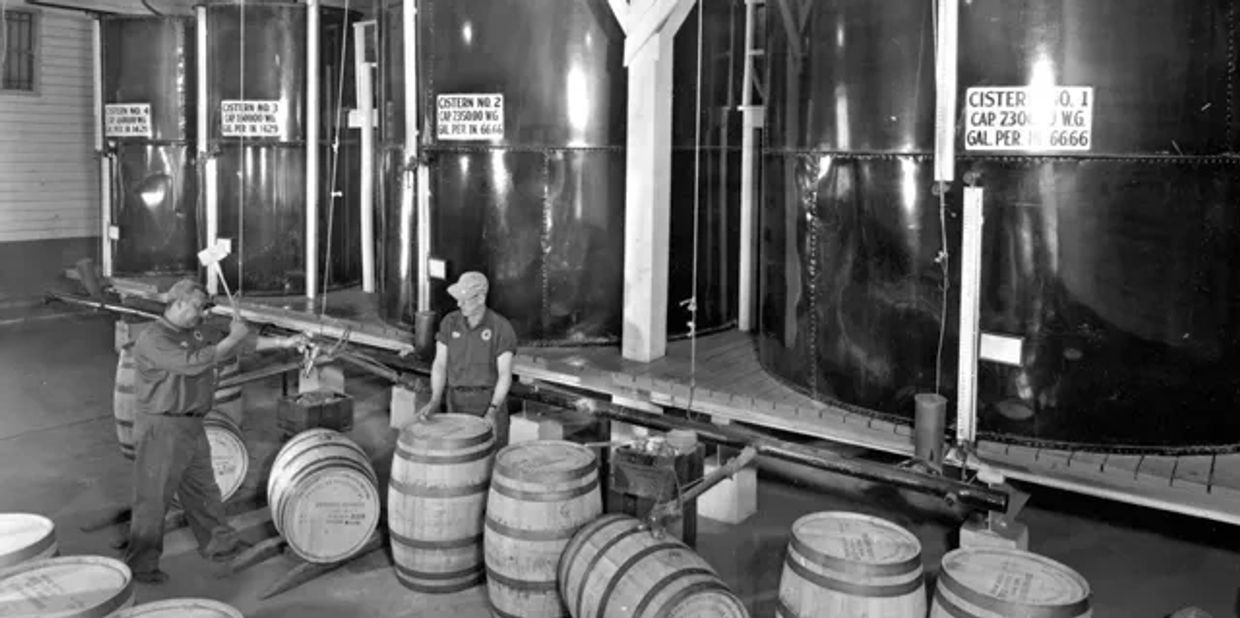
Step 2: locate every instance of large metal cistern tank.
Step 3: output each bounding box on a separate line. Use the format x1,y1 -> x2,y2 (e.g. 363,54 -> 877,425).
101,16 -> 198,276
205,1 -> 362,295
379,0 -> 742,344
761,0 -> 1240,450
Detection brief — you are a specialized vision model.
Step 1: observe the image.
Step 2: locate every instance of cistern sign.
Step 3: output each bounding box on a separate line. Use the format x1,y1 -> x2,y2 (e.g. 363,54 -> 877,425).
220,100 -> 284,138
104,103 -> 152,139
964,86 -> 1093,152
436,93 -> 505,141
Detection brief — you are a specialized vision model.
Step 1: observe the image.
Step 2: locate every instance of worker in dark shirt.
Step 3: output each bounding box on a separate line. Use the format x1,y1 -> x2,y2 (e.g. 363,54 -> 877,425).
418,271 -> 517,447
125,279 -> 305,584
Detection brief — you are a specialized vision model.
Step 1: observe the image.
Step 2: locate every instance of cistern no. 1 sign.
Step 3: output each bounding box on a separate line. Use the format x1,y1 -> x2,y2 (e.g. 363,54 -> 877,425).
964,86 -> 1093,152
436,93 -> 504,141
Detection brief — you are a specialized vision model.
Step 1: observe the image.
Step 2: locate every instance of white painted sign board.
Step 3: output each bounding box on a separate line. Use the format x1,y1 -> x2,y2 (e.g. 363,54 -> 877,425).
221,100 -> 283,138
104,103 -> 152,138
964,86 -> 1093,152
436,93 -> 504,141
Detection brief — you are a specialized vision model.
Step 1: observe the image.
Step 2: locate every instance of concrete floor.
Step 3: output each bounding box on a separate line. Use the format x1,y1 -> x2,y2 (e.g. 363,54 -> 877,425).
1,309 -> 1237,617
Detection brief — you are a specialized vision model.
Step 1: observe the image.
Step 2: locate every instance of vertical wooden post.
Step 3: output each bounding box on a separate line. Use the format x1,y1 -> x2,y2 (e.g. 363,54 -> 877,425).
619,0 -> 696,363
622,27 -> 674,362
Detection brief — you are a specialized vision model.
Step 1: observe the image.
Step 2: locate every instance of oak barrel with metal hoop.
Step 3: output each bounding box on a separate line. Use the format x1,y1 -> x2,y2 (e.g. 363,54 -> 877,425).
114,597 -> 244,618
931,547 -> 1092,618
0,555 -> 135,617
113,347 -> 138,459
0,513 -> 58,569
484,440 -> 603,617
558,513 -> 749,618
213,358 -> 244,426
388,413 -> 495,593
267,428 -> 380,564
777,511 -> 926,618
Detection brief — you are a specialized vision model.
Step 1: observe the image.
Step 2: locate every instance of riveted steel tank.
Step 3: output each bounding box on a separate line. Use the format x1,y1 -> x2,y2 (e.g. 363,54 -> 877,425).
761,0 -> 1240,450
378,0 -> 742,344
205,1 -> 362,295
101,16 -> 198,276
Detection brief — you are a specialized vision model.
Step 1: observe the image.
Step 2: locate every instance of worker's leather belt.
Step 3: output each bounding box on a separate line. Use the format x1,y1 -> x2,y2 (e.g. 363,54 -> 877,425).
451,385 -> 491,392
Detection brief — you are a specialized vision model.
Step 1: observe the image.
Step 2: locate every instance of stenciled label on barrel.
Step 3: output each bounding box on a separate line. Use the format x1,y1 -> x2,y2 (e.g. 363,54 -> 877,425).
287,471 -> 378,560
117,598 -> 240,618
795,513 -> 920,565
945,548 -> 1089,605
0,560 -> 128,612
208,431 -> 244,481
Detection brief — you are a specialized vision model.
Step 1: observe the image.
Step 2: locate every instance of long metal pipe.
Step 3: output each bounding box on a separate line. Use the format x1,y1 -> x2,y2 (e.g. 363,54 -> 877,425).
956,186 -> 984,445
402,0 -> 431,312
47,289 -> 1006,513
736,0 -> 760,332
523,383 -> 1008,512
305,0 -> 321,300
92,17 -> 113,278
933,0 -> 958,183
197,5 -> 218,295
353,21 -> 376,293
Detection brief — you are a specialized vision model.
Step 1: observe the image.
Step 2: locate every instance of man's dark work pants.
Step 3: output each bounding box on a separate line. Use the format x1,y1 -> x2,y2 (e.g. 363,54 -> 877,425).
125,412 -> 235,574
448,388 -> 509,448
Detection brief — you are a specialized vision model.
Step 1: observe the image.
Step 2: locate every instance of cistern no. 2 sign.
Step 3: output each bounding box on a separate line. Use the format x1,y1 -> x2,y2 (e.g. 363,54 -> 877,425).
964,86 -> 1094,152
436,93 -> 505,141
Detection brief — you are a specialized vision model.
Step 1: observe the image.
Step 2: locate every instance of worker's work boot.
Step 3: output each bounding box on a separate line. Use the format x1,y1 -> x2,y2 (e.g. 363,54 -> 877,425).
203,538 -> 251,563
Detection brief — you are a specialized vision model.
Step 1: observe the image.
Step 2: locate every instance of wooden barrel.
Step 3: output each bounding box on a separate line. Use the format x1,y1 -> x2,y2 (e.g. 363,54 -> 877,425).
0,556 -> 135,617
777,511 -> 926,618
213,359 -> 244,427
0,513 -> 58,568
931,547 -> 1092,618
484,440 -> 603,618
559,513 -> 748,618
204,411 -> 248,502
389,413 -> 495,593
113,597 -> 244,617
113,348 -> 137,460
267,428 -> 380,564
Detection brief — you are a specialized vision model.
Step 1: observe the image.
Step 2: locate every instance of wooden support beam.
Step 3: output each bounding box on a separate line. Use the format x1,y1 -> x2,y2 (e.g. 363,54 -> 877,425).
623,0 -> 695,66
607,0 -> 629,32
622,1 -> 677,363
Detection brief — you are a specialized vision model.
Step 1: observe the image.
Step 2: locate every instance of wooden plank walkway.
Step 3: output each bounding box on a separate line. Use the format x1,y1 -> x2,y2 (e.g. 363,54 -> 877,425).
520,329 -> 1240,526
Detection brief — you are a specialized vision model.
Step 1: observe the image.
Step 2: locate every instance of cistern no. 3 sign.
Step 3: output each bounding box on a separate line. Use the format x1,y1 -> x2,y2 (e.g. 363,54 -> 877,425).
436,93 -> 505,141
964,86 -> 1093,152
220,100 -> 283,138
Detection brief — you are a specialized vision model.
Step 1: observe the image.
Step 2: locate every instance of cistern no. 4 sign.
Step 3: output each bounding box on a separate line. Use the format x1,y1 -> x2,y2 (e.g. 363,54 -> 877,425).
104,103 -> 152,139
964,86 -> 1093,152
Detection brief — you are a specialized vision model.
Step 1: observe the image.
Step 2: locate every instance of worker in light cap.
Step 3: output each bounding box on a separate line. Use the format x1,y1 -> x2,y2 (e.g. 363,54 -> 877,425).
418,271 -> 517,447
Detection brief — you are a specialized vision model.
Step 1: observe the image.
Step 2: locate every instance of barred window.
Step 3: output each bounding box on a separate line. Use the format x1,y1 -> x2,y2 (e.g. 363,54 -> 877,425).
2,9 -> 37,92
